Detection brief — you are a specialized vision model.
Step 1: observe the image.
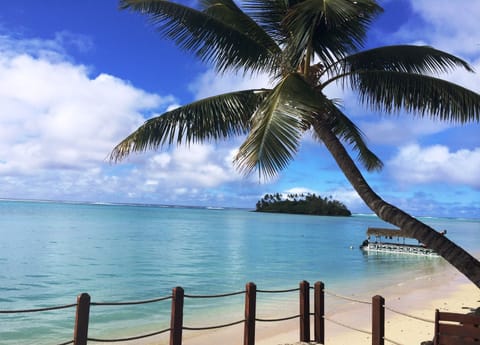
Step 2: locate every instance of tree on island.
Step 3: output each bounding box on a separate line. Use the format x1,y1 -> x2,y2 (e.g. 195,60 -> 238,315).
111,0 -> 480,287
256,193 -> 351,216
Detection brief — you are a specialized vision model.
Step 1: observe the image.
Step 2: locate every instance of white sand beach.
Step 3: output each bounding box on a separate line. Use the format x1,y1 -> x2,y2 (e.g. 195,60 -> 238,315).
123,258 -> 479,345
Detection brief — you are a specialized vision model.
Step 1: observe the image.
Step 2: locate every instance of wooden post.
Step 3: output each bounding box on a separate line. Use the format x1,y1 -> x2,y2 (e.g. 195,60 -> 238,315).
73,293 -> 90,345
314,281 -> 325,344
299,280 -> 310,342
372,295 -> 385,345
244,282 -> 257,345
170,287 -> 184,345
433,309 -> 439,345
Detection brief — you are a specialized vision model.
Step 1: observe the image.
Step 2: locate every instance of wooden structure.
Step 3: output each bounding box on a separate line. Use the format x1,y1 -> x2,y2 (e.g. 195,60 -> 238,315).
9,280 -> 480,345
71,281 -> 332,345
361,227 -> 438,256
434,309 -> 480,344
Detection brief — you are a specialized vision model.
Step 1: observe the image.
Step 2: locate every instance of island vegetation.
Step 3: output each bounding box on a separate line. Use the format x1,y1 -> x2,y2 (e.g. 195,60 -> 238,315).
255,193 -> 351,216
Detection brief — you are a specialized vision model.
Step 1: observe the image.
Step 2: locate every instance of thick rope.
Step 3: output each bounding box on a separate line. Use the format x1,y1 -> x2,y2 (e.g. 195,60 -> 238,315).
324,290 -> 371,305
384,337 -> 405,345
184,290 -> 245,298
0,303 -> 77,314
384,306 -> 434,324
92,295 -> 172,306
88,327 -> 170,342
324,315 -> 371,335
256,314 -> 300,322
257,287 -> 299,293
183,319 -> 245,330
57,340 -> 74,345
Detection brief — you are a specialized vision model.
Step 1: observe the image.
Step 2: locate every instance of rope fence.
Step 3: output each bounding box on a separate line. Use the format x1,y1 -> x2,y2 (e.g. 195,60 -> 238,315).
384,305 -> 434,324
0,280 -> 440,345
257,287 -> 299,294
256,314 -> 300,322
184,290 -> 245,298
88,327 -> 171,343
91,294 -> 172,306
324,289 -> 372,305
324,315 -> 372,336
384,337 -> 405,345
0,303 -> 77,314
183,319 -> 245,331
320,289 -> 437,345
57,340 -> 74,345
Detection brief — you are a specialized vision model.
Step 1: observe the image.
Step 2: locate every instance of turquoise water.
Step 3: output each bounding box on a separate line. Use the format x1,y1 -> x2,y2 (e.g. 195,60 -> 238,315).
0,200 -> 479,344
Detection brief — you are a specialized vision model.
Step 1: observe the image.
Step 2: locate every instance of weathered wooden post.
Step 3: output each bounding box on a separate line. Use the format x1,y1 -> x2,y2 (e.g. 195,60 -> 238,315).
314,281 -> 325,344
244,282 -> 257,345
372,295 -> 385,345
170,287 -> 184,345
299,280 -> 310,342
73,293 -> 90,345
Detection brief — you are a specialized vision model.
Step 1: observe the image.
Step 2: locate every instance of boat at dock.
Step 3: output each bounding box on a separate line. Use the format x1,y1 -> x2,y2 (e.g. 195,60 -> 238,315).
360,227 -> 439,256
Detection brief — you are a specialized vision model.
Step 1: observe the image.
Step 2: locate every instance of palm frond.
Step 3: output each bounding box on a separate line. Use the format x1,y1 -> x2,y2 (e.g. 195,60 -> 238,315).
235,73 -> 321,178
323,45 -> 474,82
200,0 -> 281,61
349,71 -> 480,123
283,0 -> 382,68
314,99 -> 383,171
242,0 -> 289,43
110,89 -> 269,162
120,0 -> 279,74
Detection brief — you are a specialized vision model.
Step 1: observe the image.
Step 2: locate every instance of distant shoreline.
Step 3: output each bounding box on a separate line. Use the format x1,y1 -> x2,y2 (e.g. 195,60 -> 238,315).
1,198 -> 478,220
0,197 -> 251,211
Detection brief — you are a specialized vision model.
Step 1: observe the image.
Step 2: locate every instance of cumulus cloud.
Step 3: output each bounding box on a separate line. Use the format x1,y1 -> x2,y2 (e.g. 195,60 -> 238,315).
94,141 -> 248,205
358,118 -> 451,145
388,144 -> 480,188
0,49 -> 169,175
283,187 -> 315,196
386,0 -> 480,99
142,144 -> 243,191
329,187 -> 364,209
188,68 -> 272,99
0,35 -> 179,199
0,33 -> 269,206
404,0 -> 480,58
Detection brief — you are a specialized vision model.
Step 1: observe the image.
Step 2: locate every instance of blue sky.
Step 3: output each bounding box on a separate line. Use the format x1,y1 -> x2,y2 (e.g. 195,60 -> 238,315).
0,0 -> 479,217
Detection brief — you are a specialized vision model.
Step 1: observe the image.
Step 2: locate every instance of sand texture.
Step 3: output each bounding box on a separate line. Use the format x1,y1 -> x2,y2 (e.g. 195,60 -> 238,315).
111,263 -> 479,345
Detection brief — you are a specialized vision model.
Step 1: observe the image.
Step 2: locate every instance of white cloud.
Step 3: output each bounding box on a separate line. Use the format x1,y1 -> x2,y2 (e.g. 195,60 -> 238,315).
150,153 -> 171,169
388,144 -> 480,188
284,187 -> 315,195
330,187 -> 364,209
188,68 -> 272,99
141,143 -> 243,190
0,50 -> 170,175
405,0 -> 480,58
0,34 -> 265,206
0,35 -> 181,199
358,117 -> 450,145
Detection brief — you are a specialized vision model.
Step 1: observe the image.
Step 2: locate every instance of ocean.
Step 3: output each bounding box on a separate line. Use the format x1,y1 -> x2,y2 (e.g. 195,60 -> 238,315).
0,200 -> 479,344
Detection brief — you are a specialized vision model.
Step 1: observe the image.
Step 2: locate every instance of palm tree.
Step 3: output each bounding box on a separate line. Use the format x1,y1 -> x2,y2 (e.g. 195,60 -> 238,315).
111,0 -> 480,287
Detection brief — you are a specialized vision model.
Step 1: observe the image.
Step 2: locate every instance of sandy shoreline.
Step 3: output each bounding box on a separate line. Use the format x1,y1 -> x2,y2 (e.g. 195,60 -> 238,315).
111,258 -> 479,345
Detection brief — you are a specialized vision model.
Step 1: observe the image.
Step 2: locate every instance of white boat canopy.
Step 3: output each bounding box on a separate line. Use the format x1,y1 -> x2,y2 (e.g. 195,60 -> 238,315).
366,227 -> 413,239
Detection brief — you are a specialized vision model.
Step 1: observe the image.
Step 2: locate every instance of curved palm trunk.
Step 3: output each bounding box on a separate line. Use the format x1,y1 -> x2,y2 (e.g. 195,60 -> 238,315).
315,122 -> 480,288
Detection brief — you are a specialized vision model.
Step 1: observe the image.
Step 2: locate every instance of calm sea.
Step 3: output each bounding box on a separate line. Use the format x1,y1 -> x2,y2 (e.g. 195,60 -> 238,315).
0,200 -> 479,344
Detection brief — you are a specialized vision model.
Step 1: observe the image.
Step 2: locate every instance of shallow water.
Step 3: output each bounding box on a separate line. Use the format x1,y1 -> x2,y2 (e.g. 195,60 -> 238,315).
0,200 -> 478,344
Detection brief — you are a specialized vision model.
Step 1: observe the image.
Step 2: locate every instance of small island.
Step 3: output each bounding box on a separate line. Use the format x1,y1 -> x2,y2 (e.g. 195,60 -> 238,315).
255,193 -> 351,216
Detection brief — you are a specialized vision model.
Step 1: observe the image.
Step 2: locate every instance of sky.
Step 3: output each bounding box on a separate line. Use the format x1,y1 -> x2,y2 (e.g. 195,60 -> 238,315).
0,0 -> 479,218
